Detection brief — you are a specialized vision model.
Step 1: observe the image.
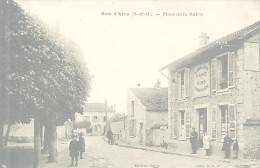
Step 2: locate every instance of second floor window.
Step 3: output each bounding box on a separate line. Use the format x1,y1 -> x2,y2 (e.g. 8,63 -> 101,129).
176,68 -> 189,98
219,56 -> 228,89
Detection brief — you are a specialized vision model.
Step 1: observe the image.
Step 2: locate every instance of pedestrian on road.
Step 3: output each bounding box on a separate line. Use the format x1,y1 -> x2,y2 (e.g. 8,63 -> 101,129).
233,139 -> 239,159
78,132 -> 85,159
222,132 -> 233,159
69,135 -> 80,167
190,127 -> 198,154
203,132 -> 212,156
107,128 -> 113,145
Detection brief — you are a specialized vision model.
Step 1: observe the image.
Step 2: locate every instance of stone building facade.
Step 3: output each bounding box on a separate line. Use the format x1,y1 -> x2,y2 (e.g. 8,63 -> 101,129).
160,21 -> 260,157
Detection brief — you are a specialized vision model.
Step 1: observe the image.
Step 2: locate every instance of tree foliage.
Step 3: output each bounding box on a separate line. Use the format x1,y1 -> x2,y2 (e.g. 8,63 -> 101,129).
0,1 -> 91,126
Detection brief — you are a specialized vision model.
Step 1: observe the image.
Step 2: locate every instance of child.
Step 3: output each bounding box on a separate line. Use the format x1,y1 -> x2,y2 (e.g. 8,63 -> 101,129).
233,139 -> 239,159
69,135 -> 80,167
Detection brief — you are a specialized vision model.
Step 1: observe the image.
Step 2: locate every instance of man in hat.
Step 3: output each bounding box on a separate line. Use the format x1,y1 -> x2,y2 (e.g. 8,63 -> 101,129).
69,135 -> 80,167
190,127 -> 198,154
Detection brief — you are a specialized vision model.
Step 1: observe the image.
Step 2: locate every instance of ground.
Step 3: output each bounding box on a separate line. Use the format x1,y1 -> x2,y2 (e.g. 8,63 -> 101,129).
40,136 -> 260,168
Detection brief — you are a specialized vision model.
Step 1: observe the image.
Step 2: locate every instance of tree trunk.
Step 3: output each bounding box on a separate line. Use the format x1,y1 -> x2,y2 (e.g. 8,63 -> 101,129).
41,124 -> 49,154
48,116 -> 57,163
33,116 -> 41,168
40,125 -> 43,147
4,123 -> 11,146
0,118 -> 4,165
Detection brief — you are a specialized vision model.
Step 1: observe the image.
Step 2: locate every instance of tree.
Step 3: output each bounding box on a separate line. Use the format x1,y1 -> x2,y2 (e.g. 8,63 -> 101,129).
0,1 -> 91,167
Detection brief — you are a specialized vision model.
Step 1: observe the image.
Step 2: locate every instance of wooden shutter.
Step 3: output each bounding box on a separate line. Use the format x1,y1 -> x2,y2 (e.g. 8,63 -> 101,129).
185,110 -> 190,138
211,59 -> 217,91
217,106 -> 222,140
228,104 -> 236,139
228,52 -> 235,87
211,106 -> 217,139
173,113 -> 178,138
184,68 -> 189,97
174,72 -> 178,99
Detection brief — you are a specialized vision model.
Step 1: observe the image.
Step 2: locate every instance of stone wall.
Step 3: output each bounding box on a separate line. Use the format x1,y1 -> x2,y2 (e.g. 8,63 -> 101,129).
243,117 -> 260,160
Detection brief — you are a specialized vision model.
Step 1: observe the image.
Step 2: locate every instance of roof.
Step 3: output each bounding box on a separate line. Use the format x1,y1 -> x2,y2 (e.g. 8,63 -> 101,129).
160,21 -> 260,71
83,103 -> 114,112
244,114 -> 260,126
107,113 -> 126,124
130,88 -> 168,112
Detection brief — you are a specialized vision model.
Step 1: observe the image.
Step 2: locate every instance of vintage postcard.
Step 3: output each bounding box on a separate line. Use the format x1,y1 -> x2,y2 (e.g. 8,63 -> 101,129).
0,0 -> 260,168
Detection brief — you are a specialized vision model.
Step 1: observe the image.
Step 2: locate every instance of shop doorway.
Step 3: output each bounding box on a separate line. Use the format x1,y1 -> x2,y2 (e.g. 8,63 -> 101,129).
197,108 -> 207,148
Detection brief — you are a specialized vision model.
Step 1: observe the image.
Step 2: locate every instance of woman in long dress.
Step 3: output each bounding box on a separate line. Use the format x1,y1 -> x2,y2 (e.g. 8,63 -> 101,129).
203,132 -> 212,156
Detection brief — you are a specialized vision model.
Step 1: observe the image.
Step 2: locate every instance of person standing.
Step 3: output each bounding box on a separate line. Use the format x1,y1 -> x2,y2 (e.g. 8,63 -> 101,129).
203,132 -> 212,156
222,133 -> 234,159
69,135 -> 80,167
233,139 -> 239,159
107,128 -> 113,145
190,127 -> 198,154
78,132 -> 85,159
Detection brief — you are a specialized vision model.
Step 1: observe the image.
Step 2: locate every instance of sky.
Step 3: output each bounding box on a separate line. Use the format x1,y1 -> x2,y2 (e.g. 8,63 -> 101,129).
17,0 -> 260,114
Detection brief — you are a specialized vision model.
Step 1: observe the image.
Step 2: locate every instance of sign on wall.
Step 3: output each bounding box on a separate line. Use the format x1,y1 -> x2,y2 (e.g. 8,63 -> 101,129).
194,63 -> 210,97
244,42 -> 260,71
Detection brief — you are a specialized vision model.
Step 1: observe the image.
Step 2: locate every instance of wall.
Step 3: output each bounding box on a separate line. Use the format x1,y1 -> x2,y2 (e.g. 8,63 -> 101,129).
126,89 -> 146,145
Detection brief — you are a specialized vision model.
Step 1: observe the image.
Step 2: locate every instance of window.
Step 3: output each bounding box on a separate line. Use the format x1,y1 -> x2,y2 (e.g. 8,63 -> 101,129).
179,110 -> 186,139
217,104 -> 236,139
93,116 -> 99,122
212,52 -> 235,92
176,68 -> 189,98
219,56 -> 228,89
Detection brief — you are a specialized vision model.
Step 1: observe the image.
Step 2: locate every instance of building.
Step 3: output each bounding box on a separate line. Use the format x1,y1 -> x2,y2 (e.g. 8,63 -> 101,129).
83,103 -> 115,135
127,84 -> 168,146
104,113 -> 127,143
160,21 -> 260,157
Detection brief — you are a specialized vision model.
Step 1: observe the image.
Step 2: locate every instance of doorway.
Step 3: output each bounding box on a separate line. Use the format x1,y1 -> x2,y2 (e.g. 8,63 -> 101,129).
197,108 -> 207,148
139,122 -> 143,144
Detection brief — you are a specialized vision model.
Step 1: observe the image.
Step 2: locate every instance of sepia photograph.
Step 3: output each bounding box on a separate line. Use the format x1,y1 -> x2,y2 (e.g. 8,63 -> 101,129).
0,0 -> 260,168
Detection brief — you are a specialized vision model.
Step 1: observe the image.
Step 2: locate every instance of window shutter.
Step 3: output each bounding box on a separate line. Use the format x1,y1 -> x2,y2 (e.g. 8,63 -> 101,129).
184,68 -> 189,97
217,107 -> 222,140
185,110 -> 190,138
228,104 -> 236,139
175,72 -> 178,99
211,106 -> 217,139
173,114 -> 178,138
211,59 -> 217,91
228,52 -> 235,87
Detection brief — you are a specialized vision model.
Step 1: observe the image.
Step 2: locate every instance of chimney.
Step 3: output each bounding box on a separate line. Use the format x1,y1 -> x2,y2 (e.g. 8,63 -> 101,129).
199,32 -> 209,47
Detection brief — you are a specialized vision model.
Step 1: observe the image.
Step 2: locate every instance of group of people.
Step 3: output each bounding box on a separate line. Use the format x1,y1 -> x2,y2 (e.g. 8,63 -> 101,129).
190,128 -> 239,159
69,132 -> 86,167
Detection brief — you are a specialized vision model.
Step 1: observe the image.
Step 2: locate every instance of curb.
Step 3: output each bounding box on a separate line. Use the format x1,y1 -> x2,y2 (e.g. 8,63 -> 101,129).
117,143 -> 260,166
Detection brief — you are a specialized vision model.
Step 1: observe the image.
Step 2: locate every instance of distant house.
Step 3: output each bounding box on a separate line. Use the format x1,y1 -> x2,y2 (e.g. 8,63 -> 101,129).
105,113 -> 127,143
127,84 -> 168,146
83,103 -> 115,135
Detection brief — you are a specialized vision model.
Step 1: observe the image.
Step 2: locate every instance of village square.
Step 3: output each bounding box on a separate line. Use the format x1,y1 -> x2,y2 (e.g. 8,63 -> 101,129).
0,0 -> 260,168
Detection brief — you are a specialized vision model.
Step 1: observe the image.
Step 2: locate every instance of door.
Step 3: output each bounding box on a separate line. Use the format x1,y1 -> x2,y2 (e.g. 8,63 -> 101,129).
139,123 -> 143,144
198,108 -> 207,147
